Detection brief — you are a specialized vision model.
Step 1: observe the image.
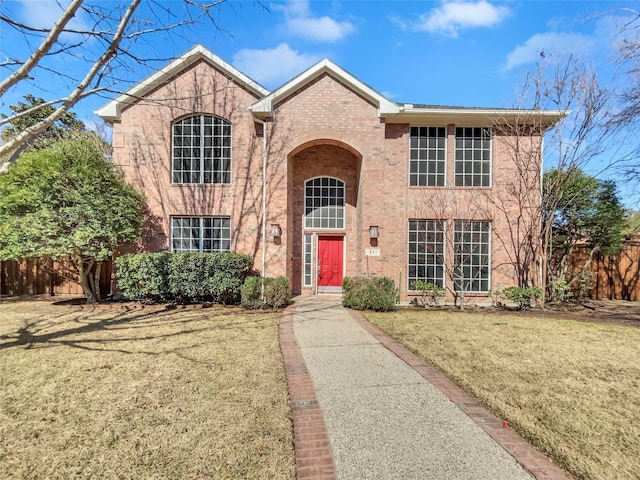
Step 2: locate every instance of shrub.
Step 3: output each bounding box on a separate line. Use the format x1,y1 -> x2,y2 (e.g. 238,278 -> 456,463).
342,276 -> 397,311
241,276 -> 291,309
116,252 -> 253,304
411,280 -> 445,307
501,286 -> 543,309
264,276 -> 291,308
550,279 -> 574,302
342,277 -> 368,310
115,252 -> 171,303
241,276 -> 263,309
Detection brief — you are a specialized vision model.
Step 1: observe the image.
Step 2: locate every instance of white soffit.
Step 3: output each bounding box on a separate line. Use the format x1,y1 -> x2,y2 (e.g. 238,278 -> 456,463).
250,58 -> 401,118
392,105 -> 568,127
95,45 -> 270,122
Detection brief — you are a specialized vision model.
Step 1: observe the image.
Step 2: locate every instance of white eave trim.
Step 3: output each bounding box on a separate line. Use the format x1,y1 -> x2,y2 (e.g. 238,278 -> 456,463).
390,105 -> 568,127
250,58 -> 401,118
95,45 -> 269,122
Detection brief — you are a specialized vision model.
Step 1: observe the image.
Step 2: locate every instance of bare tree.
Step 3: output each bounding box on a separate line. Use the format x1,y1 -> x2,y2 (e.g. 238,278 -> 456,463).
611,7 -> 640,195
412,191 -> 492,310
489,55 -> 614,300
0,0 -> 231,173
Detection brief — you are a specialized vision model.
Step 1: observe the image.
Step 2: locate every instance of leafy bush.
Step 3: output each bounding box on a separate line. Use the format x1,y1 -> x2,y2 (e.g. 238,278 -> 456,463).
342,276 -> 397,311
241,276 -> 263,309
550,279 -> 574,302
264,276 -> 291,308
115,252 -> 171,303
575,271 -> 595,298
411,280 -> 445,307
500,286 -> 543,309
241,276 -> 291,309
116,252 -> 253,304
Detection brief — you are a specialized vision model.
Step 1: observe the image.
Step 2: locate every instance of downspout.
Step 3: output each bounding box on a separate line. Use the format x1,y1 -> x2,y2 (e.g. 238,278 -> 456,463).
255,117 -> 268,300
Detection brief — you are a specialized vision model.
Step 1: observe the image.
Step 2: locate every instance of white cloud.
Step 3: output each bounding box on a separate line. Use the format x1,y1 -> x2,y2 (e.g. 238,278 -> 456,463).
286,16 -> 355,42
503,32 -> 594,70
416,1 -> 511,37
17,0 -> 89,34
232,43 -> 319,86
276,0 -> 355,42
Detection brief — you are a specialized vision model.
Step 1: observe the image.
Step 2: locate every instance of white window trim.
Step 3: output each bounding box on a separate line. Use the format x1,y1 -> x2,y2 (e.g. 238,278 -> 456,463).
407,219 -> 447,293
454,126 -> 492,188
452,220 -> 492,293
170,216 -> 231,253
303,176 -> 346,230
171,114 -> 233,185
408,126 -> 448,187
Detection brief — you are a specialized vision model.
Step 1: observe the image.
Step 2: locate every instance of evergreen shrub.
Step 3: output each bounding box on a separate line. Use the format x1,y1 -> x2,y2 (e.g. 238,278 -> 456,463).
342,276 -> 397,311
116,252 -> 253,304
241,276 -> 291,309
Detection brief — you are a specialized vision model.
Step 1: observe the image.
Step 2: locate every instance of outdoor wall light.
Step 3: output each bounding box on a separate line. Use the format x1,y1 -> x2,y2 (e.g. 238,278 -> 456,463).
369,226 -> 379,239
271,224 -> 282,238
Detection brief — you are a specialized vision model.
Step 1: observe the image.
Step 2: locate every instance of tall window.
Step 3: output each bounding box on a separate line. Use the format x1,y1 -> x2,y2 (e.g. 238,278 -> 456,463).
172,115 -> 231,184
303,234 -> 313,286
453,220 -> 490,292
455,127 -> 491,187
409,127 -> 446,186
171,217 -> 231,252
304,177 -> 345,229
408,220 -> 445,290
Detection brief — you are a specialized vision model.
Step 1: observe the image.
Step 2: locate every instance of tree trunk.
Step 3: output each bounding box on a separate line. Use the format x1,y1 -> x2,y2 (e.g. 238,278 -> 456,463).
94,262 -> 102,302
77,256 -> 98,304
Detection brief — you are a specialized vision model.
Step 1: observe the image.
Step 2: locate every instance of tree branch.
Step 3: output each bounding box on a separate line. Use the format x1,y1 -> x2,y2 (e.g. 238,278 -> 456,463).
0,0 -> 84,96
0,0 -> 143,166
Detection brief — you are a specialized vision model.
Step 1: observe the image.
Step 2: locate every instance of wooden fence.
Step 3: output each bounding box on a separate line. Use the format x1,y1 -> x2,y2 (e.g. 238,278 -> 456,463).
0,259 -> 112,298
568,235 -> 640,301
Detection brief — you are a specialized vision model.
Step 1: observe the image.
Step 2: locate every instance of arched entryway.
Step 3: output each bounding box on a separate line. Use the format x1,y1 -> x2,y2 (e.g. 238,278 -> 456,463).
287,140 -> 362,295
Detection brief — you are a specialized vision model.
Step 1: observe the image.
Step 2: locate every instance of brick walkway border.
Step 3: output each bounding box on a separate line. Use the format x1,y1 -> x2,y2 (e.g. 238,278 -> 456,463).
348,309 -> 574,480
279,304 -> 337,480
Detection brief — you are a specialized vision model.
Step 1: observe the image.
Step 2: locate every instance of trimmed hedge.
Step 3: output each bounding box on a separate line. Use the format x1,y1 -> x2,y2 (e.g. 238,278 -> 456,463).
241,276 -> 291,309
114,252 -> 171,303
342,276 -> 397,311
115,252 -> 254,304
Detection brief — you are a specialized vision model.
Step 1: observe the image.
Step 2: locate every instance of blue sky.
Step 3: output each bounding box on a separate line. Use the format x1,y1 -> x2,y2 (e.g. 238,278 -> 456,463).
2,1 -> 636,115
1,0 -> 639,201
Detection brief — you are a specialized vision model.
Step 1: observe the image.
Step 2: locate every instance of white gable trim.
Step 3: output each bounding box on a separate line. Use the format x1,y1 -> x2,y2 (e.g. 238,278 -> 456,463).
250,58 -> 401,118
95,45 -> 269,122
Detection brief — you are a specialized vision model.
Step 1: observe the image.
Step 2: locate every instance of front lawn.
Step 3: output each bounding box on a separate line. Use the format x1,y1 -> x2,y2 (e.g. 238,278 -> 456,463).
364,309 -> 640,480
0,300 -> 294,479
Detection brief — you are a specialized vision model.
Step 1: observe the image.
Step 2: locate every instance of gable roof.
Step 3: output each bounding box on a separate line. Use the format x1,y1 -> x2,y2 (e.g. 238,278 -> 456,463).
95,45 -> 269,122
249,58 -> 402,119
95,44 -> 566,127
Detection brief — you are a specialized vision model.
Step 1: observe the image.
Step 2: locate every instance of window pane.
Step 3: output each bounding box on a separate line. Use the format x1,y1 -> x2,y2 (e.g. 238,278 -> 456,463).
172,115 -> 232,184
171,216 -> 231,252
304,177 -> 345,229
454,127 -> 491,187
409,126 -> 446,187
407,220 -> 445,290
452,221 -> 491,292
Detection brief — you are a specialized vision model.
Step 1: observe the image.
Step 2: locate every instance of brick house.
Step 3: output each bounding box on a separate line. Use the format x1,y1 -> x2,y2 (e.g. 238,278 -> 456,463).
96,45 -> 562,301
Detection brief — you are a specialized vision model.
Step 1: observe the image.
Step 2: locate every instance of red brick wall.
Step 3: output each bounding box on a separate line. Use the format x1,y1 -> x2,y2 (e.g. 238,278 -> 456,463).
112,59 -> 269,270
112,64 -> 542,301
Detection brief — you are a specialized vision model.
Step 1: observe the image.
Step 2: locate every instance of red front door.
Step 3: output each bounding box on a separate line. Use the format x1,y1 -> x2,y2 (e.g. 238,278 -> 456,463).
318,236 -> 343,292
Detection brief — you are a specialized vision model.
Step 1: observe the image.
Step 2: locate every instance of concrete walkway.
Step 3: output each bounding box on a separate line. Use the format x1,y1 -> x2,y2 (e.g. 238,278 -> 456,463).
283,295 -> 571,480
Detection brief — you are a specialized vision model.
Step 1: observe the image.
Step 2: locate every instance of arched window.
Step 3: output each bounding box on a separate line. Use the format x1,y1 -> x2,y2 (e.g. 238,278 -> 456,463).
304,177 -> 345,229
172,115 -> 231,184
